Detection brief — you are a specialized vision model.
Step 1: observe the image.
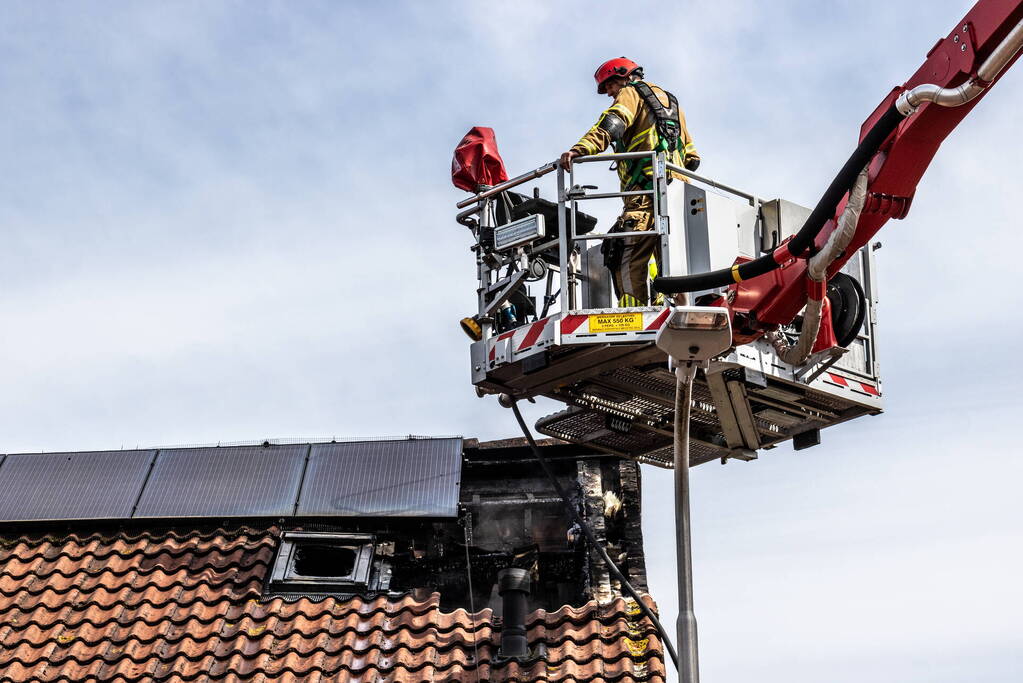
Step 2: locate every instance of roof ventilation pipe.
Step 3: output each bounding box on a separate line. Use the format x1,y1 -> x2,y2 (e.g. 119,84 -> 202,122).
897,19 -> 1023,115
497,568 -> 532,658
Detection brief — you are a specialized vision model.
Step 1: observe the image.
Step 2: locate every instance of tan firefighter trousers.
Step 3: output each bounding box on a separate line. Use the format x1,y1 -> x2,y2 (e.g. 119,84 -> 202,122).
610,195 -> 660,307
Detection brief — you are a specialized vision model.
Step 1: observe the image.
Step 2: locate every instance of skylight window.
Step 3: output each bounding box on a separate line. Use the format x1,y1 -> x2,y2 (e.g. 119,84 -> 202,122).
293,544 -> 359,577
269,532 -> 375,592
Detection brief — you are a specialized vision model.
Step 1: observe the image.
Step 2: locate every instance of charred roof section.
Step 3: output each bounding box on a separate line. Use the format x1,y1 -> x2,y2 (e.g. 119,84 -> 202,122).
0,525 -> 665,681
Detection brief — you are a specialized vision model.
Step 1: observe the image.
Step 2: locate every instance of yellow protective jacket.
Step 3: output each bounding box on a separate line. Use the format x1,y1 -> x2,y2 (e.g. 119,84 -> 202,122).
570,81 -> 699,191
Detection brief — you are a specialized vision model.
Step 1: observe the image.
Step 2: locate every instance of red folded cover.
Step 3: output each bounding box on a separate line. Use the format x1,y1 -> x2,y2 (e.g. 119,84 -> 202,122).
451,127 -> 508,192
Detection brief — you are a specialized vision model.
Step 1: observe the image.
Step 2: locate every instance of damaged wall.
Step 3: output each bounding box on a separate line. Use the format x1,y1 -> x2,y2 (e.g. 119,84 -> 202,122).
264,439 -> 651,615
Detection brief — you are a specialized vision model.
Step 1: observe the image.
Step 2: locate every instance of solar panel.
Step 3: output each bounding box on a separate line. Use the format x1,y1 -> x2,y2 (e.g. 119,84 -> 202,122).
0,450 -> 156,522
133,444 -> 308,518
296,438 -> 462,517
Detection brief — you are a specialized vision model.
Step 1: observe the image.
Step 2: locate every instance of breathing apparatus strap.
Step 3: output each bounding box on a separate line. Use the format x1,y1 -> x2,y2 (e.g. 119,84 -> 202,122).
620,81 -> 683,190
631,80 -> 682,153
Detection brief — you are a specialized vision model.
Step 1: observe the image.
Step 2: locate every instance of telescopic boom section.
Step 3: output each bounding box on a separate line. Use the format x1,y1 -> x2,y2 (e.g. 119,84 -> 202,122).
840,0 -> 1023,264
656,0 -> 1023,338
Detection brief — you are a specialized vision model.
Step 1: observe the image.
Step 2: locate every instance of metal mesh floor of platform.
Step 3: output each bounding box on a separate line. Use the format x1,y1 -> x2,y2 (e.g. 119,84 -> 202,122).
535,363 -> 873,468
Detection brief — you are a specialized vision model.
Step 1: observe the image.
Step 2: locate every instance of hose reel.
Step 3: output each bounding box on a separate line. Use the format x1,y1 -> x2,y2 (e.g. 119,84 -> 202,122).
827,272 -> 867,348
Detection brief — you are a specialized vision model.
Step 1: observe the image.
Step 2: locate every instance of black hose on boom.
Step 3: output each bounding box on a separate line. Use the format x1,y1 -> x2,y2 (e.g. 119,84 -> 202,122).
653,103 -> 905,294
507,399 -> 680,669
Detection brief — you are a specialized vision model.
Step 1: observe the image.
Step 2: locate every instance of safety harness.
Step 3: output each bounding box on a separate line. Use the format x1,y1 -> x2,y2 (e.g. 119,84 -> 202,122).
617,80 -> 683,190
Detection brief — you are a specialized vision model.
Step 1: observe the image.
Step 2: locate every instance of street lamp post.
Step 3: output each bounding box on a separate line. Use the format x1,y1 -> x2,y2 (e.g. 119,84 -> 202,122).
655,306 -> 733,683
674,361 -> 699,683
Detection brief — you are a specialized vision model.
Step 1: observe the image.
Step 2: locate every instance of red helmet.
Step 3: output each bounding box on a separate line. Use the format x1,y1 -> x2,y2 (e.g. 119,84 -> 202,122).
594,57 -> 641,94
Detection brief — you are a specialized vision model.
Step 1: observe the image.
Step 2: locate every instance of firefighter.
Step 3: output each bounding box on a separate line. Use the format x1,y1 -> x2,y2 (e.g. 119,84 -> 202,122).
560,58 -> 700,307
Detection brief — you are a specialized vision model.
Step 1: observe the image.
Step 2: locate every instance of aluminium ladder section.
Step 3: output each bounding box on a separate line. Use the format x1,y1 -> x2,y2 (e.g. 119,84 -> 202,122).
459,152 -> 883,468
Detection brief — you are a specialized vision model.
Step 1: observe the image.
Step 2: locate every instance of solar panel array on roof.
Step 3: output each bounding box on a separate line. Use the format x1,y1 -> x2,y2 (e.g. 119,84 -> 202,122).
133,444 -> 308,519
0,438 -> 464,522
0,450 -> 156,522
297,438 -> 462,518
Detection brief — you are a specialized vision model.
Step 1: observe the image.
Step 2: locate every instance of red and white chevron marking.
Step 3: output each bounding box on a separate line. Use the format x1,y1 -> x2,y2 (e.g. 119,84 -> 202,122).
487,316 -> 558,362
485,308 -> 674,365
823,371 -> 881,397
559,307 -> 671,338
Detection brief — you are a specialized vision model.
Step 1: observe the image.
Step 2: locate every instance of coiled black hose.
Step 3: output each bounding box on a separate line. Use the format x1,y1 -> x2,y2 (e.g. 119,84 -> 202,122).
653,104 -> 905,294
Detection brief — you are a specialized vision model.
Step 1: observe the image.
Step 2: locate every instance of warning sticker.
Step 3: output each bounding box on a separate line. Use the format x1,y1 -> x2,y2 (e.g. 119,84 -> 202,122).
588,312 -> 644,333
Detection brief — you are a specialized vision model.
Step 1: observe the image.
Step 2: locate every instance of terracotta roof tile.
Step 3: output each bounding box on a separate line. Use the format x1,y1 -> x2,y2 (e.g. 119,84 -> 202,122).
0,525 -> 665,682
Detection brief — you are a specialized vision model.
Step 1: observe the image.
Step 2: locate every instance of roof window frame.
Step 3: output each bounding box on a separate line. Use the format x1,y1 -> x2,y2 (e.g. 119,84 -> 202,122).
269,531 -> 376,592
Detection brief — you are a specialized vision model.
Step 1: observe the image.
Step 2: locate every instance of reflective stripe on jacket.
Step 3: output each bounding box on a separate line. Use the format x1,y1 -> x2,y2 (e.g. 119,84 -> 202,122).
570,82 -> 699,190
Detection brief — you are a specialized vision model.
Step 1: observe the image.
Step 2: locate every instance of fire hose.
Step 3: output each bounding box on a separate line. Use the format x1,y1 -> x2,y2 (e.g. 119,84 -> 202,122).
654,17 -> 1023,296
652,104 -> 904,295
767,166 -> 869,365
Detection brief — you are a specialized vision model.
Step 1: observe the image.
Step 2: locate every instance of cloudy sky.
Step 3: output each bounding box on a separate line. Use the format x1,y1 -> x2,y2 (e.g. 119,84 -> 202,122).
1,1 -> 1021,681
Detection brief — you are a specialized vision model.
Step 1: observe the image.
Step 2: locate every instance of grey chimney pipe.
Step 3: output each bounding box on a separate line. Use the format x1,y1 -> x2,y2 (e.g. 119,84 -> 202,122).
497,568 -> 531,658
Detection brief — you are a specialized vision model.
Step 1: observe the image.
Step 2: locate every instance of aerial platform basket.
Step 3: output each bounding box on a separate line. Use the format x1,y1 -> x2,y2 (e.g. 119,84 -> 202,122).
456,151 -> 882,468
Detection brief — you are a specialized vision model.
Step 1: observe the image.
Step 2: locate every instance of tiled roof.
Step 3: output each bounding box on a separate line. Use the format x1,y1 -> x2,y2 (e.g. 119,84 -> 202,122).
0,525 -> 666,681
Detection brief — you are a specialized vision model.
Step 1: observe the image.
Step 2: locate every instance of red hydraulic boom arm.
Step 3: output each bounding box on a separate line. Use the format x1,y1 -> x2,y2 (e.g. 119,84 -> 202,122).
655,0 -> 1023,347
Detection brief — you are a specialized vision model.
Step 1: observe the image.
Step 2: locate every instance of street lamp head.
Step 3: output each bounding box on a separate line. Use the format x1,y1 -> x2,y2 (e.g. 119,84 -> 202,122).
655,306 -> 733,363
